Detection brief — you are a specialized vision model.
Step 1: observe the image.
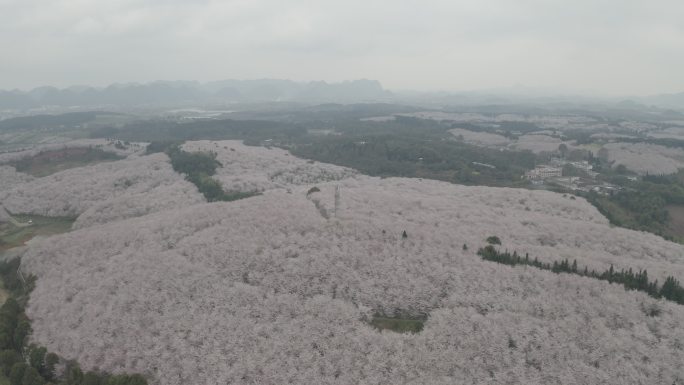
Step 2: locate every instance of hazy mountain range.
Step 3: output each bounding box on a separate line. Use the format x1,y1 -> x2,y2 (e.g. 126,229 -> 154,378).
0,79 -> 392,109
1,79 -> 683,111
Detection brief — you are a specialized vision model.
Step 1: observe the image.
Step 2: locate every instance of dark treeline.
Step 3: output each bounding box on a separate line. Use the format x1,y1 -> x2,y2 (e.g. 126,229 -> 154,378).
90,112 -> 684,241
452,121 -> 540,140
91,119 -> 306,145
10,148 -> 122,174
477,245 -> 684,305
619,136 -> 684,150
93,115 -> 538,187
291,117 -> 536,187
226,103 -> 422,122
585,191 -> 669,236
582,169 -> 684,242
165,145 -> 259,202
0,112 -> 101,132
166,145 -> 222,175
0,259 -> 148,385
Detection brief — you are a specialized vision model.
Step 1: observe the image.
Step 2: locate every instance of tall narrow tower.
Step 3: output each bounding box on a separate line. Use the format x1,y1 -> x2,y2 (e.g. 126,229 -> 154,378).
334,185 -> 340,217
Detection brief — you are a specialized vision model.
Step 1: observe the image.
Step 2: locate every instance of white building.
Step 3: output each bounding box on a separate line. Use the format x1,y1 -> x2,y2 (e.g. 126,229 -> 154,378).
525,166 -> 562,180
570,161 -> 593,172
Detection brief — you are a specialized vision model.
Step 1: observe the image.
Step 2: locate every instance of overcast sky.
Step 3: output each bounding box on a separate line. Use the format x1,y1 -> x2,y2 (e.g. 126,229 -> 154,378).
0,0 -> 682,96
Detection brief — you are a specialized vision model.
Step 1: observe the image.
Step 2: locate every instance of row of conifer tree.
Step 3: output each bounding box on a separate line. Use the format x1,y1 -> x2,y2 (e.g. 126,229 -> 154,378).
478,245 -> 684,305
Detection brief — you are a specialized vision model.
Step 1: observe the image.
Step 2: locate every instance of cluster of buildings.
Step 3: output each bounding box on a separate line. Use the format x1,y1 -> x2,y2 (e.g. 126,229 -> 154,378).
525,165 -> 562,183
525,160 -> 620,195
550,159 -> 598,177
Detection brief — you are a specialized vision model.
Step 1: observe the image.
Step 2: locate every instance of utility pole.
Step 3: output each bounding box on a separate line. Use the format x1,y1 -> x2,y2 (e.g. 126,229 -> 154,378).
334,185 -> 340,217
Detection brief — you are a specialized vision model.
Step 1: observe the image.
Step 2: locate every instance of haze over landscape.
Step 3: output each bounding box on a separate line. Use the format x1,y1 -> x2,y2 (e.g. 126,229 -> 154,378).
1,0 -> 683,96
1,1 -> 684,385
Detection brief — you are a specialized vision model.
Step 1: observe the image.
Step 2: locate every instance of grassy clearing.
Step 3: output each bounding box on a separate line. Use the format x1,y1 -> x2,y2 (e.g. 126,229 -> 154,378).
370,316 -> 425,334
0,256 -> 148,384
9,147 -> 122,177
0,215 -> 75,253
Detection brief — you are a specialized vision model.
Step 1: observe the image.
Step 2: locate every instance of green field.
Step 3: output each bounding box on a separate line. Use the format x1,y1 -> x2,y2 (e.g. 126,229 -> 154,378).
370,316 -> 425,334
0,214 -> 75,253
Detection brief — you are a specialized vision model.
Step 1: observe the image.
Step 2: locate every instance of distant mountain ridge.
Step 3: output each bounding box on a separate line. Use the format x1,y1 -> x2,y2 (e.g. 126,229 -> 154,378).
641,92 -> 684,109
2,79 -> 683,111
0,79 -> 391,109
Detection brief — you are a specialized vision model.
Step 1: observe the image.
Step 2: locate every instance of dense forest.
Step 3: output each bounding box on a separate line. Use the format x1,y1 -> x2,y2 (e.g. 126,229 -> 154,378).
291,134 -> 535,186
0,259 -> 148,385
91,119 -> 307,145
291,117 -> 536,186
93,116 -> 537,187
92,114 -> 684,240
4,111 -> 672,243
583,169 -> 684,242
9,148 -> 122,177
165,145 -> 259,202
17,174 -> 684,384
4,135 -> 684,384
0,112 -> 101,132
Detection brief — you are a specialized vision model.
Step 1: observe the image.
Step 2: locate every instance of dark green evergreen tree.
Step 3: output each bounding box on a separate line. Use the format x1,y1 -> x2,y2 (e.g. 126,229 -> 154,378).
20,366 -> 45,385
0,349 -> 21,376
9,362 -> 28,385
